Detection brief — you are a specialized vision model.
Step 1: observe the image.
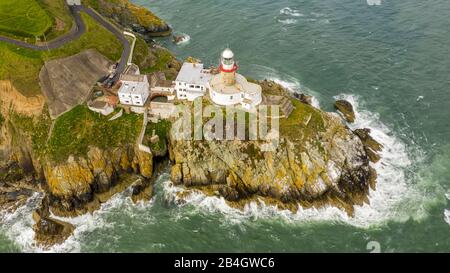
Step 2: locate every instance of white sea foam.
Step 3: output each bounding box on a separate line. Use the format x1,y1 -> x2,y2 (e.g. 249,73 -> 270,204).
280,7 -> 304,17
249,64 -> 321,108
0,181 -> 153,252
445,210 -> 450,226
161,94 -> 423,228
277,18 -> 298,25
0,193 -> 43,252
174,33 -> 190,45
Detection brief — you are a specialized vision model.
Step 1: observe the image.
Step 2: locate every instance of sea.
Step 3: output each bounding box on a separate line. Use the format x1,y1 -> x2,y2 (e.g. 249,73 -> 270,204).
1,0 -> 449,252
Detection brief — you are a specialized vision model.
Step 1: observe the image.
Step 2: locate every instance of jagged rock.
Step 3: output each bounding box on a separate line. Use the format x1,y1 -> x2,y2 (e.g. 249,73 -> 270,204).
335,99 -> 356,123
171,163 -> 183,185
33,197 -> 75,247
353,128 -> 383,163
131,179 -> 153,203
172,35 -> 184,44
354,128 -> 383,152
43,145 -> 154,217
365,147 -> 381,163
294,93 -> 313,105
33,216 -> 75,247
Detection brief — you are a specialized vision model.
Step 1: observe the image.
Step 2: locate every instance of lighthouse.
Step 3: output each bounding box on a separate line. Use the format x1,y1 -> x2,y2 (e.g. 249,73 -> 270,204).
208,47 -> 262,108
219,48 -> 238,86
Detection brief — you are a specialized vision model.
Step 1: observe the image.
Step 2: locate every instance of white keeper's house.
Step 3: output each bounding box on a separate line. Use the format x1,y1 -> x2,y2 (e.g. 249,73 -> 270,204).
209,48 -> 262,109
174,62 -> 212,101
118,73 -> 150,106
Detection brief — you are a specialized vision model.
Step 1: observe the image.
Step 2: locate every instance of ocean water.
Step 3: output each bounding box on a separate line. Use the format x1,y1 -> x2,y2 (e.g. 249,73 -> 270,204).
1,0 -> 450,252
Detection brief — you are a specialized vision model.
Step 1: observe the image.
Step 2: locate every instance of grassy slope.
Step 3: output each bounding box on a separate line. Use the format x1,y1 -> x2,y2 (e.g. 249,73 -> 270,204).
38,0 -> 74,40
9,105 -> 142,163
0,12 -> 122,97
280,99 -> 327,153
0,0 -> 52,38
47,105 -> 142,162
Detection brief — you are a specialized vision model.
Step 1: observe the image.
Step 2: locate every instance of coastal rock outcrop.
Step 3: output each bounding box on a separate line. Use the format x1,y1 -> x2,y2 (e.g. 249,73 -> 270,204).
168,82 -> 378,215
334,99 -> 356,123
32,197 -> 75,247
43,145 -> 153,217
85,0 -> 172,39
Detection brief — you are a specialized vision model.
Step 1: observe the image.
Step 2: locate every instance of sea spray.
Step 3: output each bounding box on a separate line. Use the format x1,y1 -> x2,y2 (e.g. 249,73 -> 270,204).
248,64 -> 321,108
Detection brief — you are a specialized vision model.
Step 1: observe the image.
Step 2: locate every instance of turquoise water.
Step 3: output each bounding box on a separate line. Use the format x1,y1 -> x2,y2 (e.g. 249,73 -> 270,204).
1,0 -> 450,252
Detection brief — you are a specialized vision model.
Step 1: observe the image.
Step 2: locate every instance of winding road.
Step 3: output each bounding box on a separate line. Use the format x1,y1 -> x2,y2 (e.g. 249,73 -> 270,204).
0,5 -> 131,77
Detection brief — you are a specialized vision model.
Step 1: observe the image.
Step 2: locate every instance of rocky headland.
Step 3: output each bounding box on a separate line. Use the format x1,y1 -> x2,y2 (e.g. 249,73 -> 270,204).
83,0 -> 172,39
0,2 -> 382,247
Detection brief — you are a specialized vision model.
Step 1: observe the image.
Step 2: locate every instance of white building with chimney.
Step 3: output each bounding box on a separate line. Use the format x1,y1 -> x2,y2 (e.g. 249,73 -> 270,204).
174,62 -> 212,101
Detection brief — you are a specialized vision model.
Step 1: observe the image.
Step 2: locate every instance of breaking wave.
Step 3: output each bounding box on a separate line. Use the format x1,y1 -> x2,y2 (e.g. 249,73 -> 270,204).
248,64 -> 321,108
446,194 -> 450,226
0,193 -> 42,252
280,7 -> 304,17
277,18 -> 298,25
161,93 -> 426,228
174,33 -> 190,45
0,182 -> 153,252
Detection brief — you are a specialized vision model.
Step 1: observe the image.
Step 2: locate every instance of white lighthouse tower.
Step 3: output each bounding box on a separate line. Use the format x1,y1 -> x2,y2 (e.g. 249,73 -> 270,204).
209,48 -> 262,109
219,48 -> 238,86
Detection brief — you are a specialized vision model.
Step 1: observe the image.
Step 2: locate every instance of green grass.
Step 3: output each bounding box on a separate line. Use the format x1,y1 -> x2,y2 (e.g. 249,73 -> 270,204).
44,12 -> 123,61
0,12 -> 122,97
144,120 -> 171,154
38,0 -> 74,40
141,47 -> 174,73
0,0 -> 52,38
280,99 -> 325,143
46,105 -> 142,162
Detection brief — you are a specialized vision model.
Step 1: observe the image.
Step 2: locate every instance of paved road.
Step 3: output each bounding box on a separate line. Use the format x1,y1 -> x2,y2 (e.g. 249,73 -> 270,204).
0,5 -> 130,77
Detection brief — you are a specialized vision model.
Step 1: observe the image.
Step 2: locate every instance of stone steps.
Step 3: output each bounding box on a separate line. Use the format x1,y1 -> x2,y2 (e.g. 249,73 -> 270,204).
279,97 -> 294,117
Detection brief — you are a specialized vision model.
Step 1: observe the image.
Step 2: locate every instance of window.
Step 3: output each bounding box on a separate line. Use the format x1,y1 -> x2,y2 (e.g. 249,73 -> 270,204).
195,85 -> 200,89
189,85 -> 195,88
134,96 -> 140,99
230,95 -> 233,100
223,58 -> 233,65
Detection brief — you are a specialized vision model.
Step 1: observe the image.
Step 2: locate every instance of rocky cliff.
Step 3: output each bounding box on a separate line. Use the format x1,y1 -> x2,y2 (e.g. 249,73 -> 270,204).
44,145 -> 153,217
168,82 -> 379,216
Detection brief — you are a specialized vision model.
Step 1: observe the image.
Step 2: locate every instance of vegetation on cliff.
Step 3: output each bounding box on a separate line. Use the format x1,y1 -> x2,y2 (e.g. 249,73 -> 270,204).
82,0 -> 171,36
8,108 -> 52,158
144,120 -> 171,156
132,37 -> 180,79
47,105 -> 142,163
